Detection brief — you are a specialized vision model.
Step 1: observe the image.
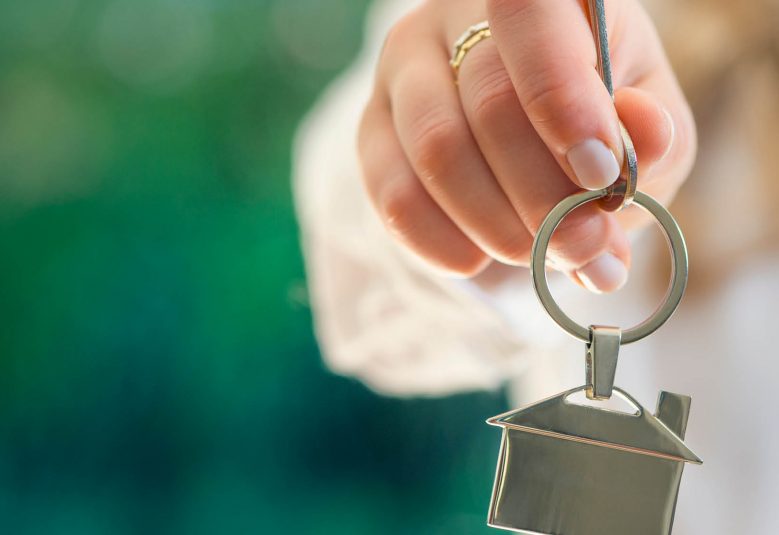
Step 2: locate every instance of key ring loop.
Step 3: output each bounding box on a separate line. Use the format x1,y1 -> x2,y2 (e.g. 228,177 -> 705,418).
530,190 -> 688,345
600,122 -> 638,212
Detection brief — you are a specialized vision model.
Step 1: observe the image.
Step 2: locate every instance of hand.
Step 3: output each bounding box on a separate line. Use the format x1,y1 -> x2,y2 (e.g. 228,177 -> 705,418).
358,0 -> 696,292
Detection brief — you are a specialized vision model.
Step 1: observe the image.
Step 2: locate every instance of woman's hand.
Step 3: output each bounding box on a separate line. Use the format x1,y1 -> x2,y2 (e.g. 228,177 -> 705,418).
358,0 -> 696,292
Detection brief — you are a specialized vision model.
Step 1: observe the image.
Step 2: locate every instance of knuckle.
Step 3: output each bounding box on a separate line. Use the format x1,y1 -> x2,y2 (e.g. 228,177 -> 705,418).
379,181 -> 420,236
468,66 -> 518,126
553,212 -> 604,247
411,111 -> 461,182
547,211 -> 609,265
381,10 -> 418,61
488,231 -> 531,264
487,0 -> 533,19
379,182 -> 490,278
520,64 -> 588,128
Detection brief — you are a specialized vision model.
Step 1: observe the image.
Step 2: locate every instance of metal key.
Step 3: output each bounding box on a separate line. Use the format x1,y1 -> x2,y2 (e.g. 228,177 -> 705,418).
586,0 -> 637,211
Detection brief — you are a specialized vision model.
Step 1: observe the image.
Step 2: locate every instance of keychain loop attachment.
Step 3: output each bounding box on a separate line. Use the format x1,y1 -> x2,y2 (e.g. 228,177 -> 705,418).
530,189 -> 688,345
586,325 -> 621,400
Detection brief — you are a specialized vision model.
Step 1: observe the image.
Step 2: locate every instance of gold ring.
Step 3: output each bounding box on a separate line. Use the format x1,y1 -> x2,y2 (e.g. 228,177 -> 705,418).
450,21 -> 491,83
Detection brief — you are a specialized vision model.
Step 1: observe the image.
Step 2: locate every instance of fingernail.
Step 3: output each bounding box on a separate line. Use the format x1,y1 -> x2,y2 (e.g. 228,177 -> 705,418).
567,139 -> 621,190
576,253 -> 628,294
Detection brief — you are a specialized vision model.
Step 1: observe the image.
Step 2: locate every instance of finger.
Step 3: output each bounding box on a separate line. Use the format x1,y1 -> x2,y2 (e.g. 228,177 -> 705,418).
455,38 -> 631,291
615,87 -> 675,172
486,0 -> 624,191
381,25 -> 534,266
357,97 -> 491,277
613,68 -> 697,229
569,213 -> 631,294
616,78 -> 696,203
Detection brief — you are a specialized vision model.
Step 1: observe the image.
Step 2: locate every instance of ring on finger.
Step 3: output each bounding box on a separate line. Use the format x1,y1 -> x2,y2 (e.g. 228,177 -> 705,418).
450,21 -> 491,84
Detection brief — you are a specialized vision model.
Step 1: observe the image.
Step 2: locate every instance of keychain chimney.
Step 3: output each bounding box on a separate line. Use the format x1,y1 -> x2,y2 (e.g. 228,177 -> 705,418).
656,391 -> 692,439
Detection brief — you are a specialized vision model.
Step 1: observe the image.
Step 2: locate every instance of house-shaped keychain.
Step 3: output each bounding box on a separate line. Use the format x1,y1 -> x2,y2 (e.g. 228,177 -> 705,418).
486,386 -> 702,535
489,113 -> 703,533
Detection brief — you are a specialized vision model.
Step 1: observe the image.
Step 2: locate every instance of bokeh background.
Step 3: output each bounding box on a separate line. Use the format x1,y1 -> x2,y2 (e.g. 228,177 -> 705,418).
0,0 -> 507,533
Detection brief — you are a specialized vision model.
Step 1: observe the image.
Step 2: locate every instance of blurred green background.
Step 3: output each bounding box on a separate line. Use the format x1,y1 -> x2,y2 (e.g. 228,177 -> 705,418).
0,0 -> 507,533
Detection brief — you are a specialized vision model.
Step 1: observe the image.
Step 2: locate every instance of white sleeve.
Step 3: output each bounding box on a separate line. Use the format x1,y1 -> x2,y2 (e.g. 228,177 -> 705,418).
292,0 -> 573,398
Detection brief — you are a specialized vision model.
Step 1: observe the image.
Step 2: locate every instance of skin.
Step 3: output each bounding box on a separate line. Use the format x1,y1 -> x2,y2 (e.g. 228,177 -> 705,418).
357,0 -> 697,291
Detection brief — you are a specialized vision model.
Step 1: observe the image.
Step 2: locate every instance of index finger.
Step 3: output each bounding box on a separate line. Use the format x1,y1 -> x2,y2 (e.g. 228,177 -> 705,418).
486,0 -> 623,190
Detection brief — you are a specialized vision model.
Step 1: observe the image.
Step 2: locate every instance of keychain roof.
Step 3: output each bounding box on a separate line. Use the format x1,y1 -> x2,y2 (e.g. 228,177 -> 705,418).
488,386 -> 701,464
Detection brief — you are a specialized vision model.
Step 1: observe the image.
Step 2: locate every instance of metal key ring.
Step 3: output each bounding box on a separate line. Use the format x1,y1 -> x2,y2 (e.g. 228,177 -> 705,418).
530,189 -> 688,345
600,122 -> 638,212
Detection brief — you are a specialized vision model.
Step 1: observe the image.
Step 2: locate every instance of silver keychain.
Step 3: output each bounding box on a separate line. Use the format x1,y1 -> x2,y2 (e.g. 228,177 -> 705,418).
486,2 -> 701,534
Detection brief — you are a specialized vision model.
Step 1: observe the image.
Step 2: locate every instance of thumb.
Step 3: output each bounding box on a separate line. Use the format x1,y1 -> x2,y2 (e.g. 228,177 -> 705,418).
487,0 -> 623,190
614,86 -> 675,175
